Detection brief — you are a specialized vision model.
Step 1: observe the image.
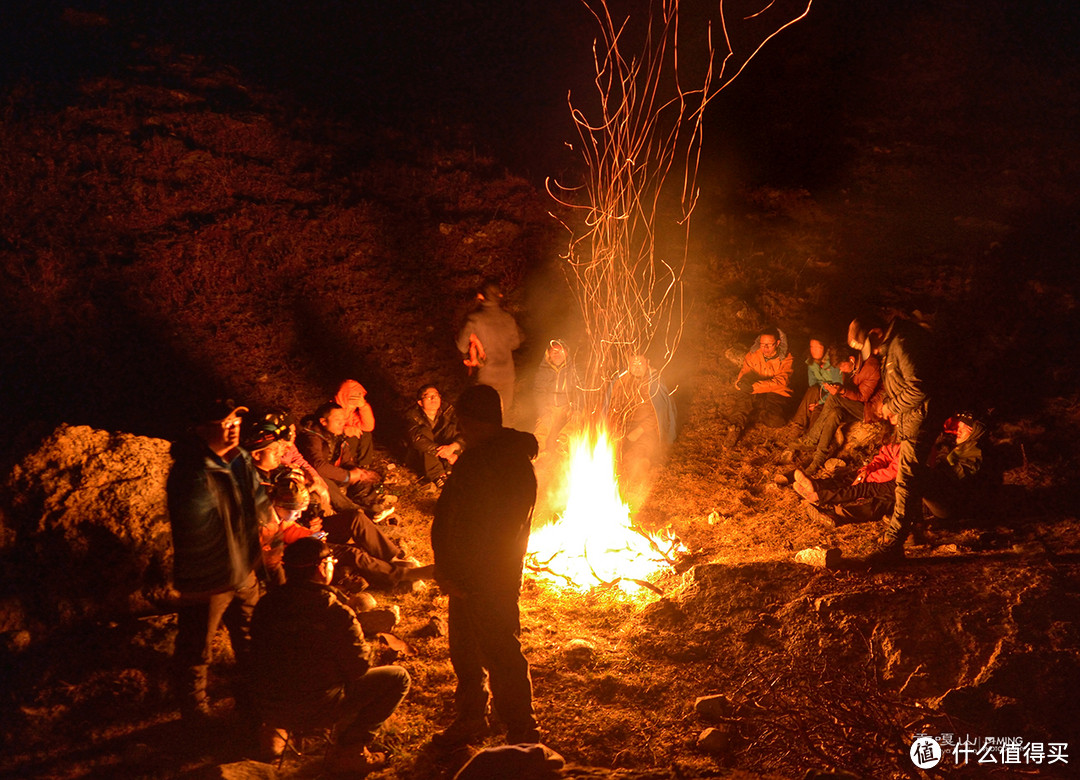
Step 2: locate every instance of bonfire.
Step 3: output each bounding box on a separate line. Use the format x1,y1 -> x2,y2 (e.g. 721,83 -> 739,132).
527,425 -> 684,593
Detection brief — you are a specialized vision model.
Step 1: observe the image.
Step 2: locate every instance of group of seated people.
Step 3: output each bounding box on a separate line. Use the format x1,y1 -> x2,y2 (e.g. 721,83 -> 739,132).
792,410 -> 988,531
728,323 -> 991,538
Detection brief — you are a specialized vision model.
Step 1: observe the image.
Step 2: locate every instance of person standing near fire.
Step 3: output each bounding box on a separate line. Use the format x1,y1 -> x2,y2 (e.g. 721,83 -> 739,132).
533,339 -> 583,454
429,384 -> 541,748
456,277 -> 524,422
602,354 -> 676,486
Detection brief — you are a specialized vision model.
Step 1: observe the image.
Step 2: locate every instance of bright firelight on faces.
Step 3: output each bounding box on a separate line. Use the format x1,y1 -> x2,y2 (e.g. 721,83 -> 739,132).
526,426 -> 683,594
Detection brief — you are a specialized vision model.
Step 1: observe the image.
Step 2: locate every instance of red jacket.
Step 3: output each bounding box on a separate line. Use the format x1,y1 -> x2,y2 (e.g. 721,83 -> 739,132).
334,379 -> 375,438
839,355 -> 882,421
861,442 -> 901,483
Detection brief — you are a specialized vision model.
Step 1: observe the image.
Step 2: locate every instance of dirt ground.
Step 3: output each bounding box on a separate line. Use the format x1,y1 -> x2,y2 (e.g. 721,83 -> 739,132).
2,3 -> 1080,779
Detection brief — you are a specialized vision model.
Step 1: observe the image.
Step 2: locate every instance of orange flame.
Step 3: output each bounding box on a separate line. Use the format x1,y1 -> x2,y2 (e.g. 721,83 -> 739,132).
527,426 -> 681,593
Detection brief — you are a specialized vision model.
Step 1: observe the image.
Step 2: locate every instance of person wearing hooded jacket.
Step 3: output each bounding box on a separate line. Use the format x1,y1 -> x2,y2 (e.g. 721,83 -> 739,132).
921,411 -> 989,523
334,379 -> 376,468
533,339 -> 583,453
430,384 -> 540,748
601,354 -> 677,485
167,398 -> 271,723
727,326 -> 793,445
456,278 -> 524,417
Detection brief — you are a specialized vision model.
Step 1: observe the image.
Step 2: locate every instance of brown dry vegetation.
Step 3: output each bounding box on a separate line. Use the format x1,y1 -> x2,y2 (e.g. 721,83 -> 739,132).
3,4 -> 1080,780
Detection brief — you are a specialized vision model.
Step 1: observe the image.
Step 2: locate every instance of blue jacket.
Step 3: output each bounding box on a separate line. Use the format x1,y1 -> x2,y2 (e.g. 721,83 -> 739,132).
167,437 -> 269,594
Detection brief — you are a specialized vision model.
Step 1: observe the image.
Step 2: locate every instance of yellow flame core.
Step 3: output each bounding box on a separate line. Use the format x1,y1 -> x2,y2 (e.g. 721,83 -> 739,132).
526,427 -> 676,592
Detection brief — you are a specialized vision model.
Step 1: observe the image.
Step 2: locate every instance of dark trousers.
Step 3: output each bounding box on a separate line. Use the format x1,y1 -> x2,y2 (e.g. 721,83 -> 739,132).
261,665 -> 411,747
174,570 -> 260,714
323,510 -> 403,588
814,478 -> 895,524
791,386 -> 825,432
805,394 -> 865,459
342,432 -> 375,468
884,409 -> 942,542
408,447 -> 451,482
333,666 -> 412,746
732,388 -> 788,430
448,591 -> 537,735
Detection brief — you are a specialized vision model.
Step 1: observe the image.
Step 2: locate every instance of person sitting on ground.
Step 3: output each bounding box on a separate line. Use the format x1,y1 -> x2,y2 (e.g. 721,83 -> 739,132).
793,426 -> 900,528
242,421 -> 308,588
297,402 -> 393,522
533,339 -> 583,454
728,326 -> 793,445
797,409 -> 985,538
602,354 -> 677,486
795,344 -> 882,474
334,379 -> 377,468
243,415 -> 328,526
790,337 -> 845,433
921,410 -> 990,525
250,536 -> 411,770
405,383 -> 464,489
271,468 -> 428,592
245,408 -> 336,517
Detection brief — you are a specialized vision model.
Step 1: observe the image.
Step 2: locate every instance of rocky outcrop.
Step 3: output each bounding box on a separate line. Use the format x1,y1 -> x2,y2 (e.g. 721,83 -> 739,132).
0,424 -> 174,637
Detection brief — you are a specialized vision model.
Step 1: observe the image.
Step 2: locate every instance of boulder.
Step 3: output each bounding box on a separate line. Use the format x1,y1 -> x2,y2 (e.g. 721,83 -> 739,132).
694,694 -> 733,721
0,424 -> 174,636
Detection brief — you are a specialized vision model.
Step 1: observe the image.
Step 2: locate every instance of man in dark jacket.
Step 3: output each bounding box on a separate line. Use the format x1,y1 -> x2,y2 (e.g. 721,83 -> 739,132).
405,383 -> 464,488
250,537 -> 410,772
167,398 -> 269,723
847,315 -> 942,564
430,384 -> 540,747
296,402 -> 392,522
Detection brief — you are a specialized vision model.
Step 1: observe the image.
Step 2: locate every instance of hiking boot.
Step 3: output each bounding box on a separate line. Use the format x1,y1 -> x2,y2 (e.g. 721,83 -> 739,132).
325,743 -> 387,775
722,425 -> 743,449
430,716 -> 489,749
371,506 -> 396,524
792,469 -> 818,502
855,534 -> 906,567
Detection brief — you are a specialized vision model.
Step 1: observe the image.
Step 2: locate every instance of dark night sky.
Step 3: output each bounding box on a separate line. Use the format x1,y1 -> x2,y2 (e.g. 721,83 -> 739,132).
3,0 -> 1077,184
